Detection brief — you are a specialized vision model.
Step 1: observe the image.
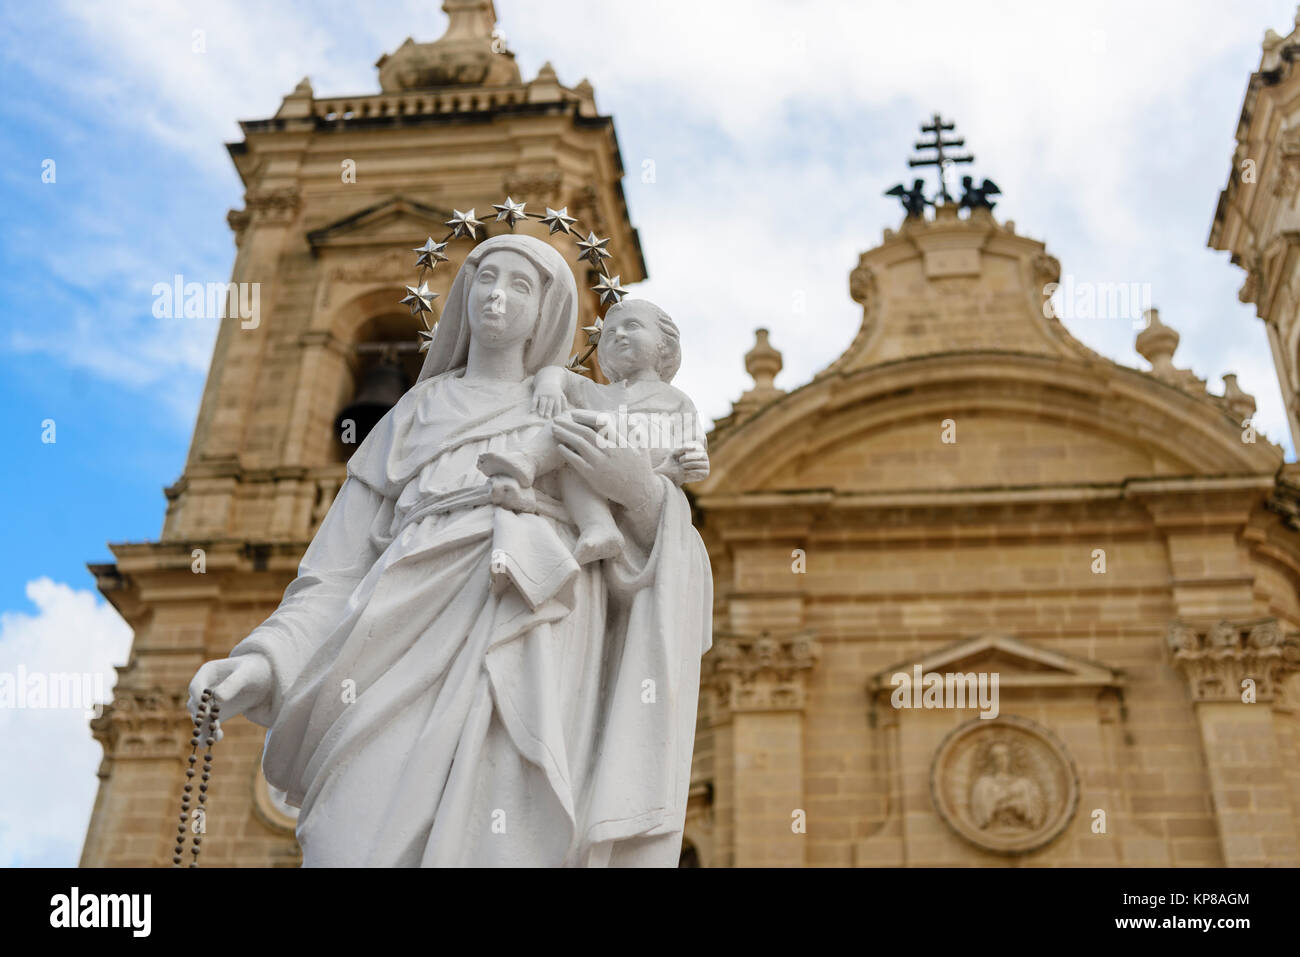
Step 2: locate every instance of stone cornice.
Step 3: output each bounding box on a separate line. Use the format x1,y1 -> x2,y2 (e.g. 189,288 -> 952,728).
698,474 -> 1275,524
1167,618 -> 1300,703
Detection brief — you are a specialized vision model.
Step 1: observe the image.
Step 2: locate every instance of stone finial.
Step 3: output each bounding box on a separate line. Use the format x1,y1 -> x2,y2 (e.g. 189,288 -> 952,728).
722,329 -> 787,425
377,0 -> 520,91
1135,308 -> 1179,379
745,329 -> 783,394
1260,11 -> 1300,71
1134,309 -> 1207,393
441,0 -> 498,42
527,60 -> 564,102
573,77 -> 596,116
275,76 -> 315,119
1263,28 -> 1287,73
1222,373 -> 1257,422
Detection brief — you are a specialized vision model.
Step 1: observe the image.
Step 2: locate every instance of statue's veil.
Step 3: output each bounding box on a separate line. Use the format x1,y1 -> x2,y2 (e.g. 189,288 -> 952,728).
416,234 -> 578,383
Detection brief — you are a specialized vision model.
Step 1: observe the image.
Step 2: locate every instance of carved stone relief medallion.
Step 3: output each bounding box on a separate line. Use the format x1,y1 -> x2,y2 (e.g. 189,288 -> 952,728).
929,714 -> 1078,855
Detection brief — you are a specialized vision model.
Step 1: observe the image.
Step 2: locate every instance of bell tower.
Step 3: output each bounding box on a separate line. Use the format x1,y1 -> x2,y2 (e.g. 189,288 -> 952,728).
81,0 -> 645,866
1210,10 -> 1300,448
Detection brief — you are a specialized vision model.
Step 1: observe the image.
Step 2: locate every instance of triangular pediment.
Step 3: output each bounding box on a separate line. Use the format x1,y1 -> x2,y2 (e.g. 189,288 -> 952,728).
307,195 -> 456,250
869,633 -> 1122,692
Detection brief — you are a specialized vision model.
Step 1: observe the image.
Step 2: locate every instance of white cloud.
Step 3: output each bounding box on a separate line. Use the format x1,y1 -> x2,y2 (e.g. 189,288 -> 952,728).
0,579 -> 131,867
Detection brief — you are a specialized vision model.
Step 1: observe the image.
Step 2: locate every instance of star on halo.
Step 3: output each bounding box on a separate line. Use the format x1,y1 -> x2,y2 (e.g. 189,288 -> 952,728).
591,273 -> 627,305
492,197 -> 528,228
412,238 -> 448,270
401,281 -> 438,315
418,314 -> 437,353
446,209 -> 483,240
575,231 -> 611,265
540,206 -> 577,235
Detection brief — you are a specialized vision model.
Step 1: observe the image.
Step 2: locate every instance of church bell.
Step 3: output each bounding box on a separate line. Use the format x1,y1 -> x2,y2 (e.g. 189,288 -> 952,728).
335,354 -> 410,446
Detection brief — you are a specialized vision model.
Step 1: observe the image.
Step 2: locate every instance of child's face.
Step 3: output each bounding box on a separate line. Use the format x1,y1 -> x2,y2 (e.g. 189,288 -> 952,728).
600,305 -> 662,381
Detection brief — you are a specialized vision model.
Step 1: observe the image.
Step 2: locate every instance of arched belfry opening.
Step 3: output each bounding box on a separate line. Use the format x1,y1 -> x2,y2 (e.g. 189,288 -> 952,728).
333,312 -> 426,458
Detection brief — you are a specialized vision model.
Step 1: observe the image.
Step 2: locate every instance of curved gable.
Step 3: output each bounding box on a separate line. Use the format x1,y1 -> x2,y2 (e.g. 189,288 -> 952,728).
699,353 -> 1281,496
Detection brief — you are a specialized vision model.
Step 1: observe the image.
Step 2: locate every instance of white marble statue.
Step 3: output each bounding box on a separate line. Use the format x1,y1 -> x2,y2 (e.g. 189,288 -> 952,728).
187,234 -> 713,867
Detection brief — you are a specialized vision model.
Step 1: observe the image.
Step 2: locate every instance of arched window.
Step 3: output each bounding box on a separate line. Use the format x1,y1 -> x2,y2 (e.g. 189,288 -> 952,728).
332,313 -> 424,459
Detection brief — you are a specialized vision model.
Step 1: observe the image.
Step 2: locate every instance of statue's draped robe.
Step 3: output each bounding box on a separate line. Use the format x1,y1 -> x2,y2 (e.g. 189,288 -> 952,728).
231,371 -> 711,866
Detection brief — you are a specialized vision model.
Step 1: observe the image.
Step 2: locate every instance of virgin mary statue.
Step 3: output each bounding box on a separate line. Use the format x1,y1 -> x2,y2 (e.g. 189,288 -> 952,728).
188,234 -> 712,867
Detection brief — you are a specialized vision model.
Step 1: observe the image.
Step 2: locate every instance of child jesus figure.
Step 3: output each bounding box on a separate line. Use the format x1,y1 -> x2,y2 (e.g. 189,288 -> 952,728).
477,299 -> 709,563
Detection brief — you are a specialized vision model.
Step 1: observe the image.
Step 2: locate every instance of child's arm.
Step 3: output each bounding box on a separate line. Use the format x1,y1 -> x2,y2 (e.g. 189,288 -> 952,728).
532,367 -> 602,418
531,365 -> 569,418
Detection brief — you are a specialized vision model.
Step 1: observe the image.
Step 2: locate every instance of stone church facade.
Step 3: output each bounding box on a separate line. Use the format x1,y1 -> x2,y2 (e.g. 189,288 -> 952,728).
82,2 -> 1300,867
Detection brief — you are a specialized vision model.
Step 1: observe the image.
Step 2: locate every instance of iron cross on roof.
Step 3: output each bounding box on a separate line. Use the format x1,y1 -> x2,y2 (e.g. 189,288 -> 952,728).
907,112 -> 973,204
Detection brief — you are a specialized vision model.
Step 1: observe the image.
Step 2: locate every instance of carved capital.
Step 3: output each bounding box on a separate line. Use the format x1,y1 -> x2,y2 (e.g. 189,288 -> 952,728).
244,186 -> 301,225
1166,618 -> 1300,703
702,630 -> 818,719
91,685 -> 190,760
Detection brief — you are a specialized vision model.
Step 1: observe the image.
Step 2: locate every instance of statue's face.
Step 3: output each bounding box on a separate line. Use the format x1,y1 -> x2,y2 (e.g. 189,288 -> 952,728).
600,303 -> 661,381
468,249 -> 543,349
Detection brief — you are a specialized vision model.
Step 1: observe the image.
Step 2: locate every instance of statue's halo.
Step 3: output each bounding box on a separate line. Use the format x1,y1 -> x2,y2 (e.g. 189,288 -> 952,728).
404,199 -> 630,376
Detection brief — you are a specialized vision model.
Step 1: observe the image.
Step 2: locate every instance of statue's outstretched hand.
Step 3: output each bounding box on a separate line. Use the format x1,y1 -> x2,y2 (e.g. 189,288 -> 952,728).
187,653 -> 273,742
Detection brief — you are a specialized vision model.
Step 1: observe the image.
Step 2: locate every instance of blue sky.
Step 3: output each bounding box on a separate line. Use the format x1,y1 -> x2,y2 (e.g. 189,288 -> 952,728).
1,0 -> 1298,865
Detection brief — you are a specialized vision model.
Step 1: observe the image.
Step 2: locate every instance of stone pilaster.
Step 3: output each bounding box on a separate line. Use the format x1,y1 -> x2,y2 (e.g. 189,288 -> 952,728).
702,631 -> 817,867
81,686 -> 191,867
1168,619 -> 1300,865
